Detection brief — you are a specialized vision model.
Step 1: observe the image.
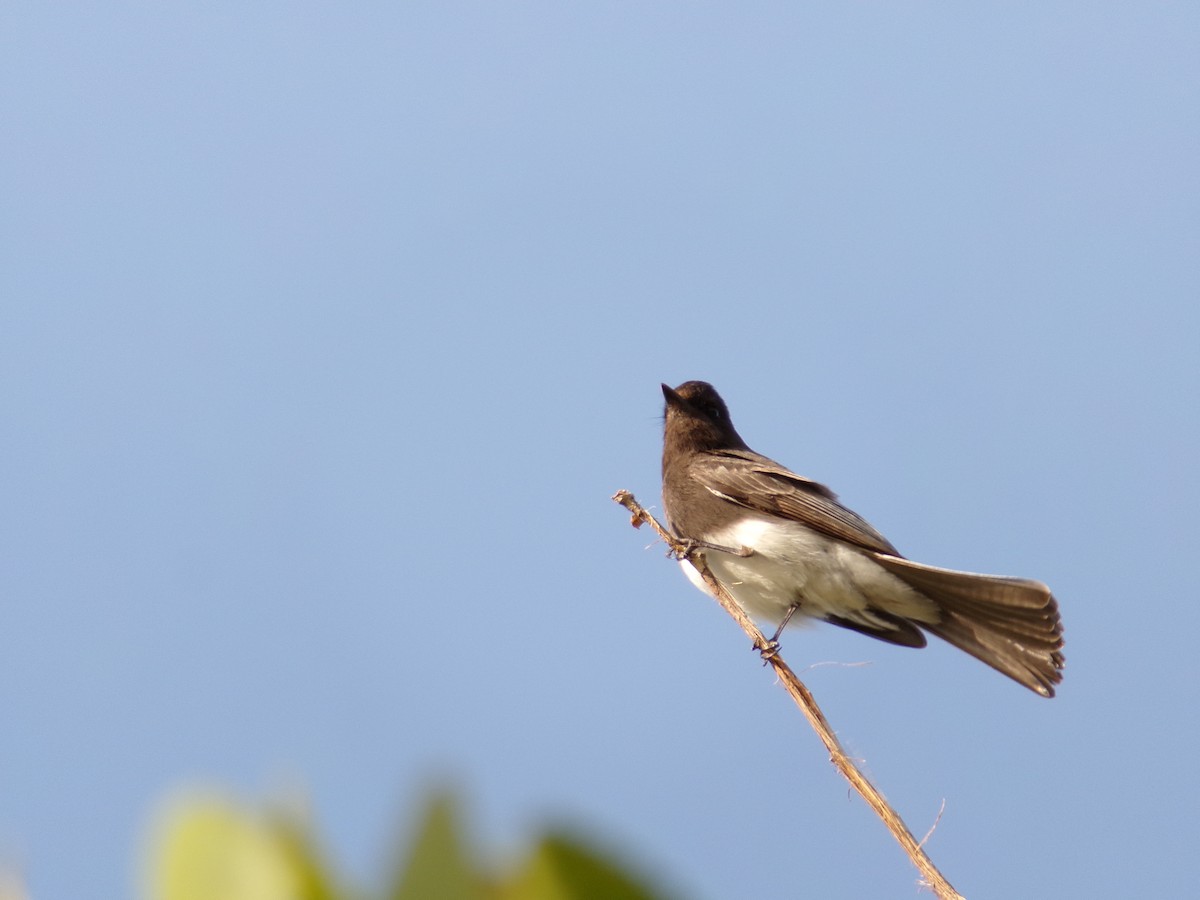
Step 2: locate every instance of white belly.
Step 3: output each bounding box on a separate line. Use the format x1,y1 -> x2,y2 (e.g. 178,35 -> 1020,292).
678,514 -> 938,630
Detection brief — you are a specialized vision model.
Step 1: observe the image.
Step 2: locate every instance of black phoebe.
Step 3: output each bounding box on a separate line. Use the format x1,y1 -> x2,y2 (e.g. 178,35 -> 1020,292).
660,381 -> 1064,697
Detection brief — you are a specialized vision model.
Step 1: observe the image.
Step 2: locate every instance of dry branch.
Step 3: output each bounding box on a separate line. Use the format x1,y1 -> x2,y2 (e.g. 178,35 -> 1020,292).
612,489 -> 964,900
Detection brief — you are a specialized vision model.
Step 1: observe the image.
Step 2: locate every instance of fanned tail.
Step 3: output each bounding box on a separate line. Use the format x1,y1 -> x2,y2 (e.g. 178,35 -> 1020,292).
873,554 -> 1065,698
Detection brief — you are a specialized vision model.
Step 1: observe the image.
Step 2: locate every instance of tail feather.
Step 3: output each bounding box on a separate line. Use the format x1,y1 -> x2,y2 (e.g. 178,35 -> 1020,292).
873,554 -> 1065,698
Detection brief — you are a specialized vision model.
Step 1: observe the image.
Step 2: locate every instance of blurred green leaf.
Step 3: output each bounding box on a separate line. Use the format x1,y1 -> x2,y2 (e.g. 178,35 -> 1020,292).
388,791 -> 483,900
272,814 -> 344,900
146,793 -> 344,900
147,794 -> 303,900
145,786 -> 677,900
497,832 -> 667,900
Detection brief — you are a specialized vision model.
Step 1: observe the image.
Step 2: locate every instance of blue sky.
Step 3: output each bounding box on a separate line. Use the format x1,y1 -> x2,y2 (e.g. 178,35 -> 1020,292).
2,4 -> 1197,898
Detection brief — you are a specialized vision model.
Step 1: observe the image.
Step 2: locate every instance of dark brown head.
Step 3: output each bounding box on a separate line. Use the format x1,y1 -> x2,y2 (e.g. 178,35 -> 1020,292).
661,381 -> 750,460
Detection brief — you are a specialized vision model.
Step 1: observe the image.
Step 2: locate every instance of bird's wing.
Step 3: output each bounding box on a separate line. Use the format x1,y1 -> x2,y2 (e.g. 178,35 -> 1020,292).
696,448 -> 901,555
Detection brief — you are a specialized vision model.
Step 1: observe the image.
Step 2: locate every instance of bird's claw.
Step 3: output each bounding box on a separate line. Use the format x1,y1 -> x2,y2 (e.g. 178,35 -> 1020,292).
669,538 -> 699,561
758,639 -> 782,663
670,537 -> 752,560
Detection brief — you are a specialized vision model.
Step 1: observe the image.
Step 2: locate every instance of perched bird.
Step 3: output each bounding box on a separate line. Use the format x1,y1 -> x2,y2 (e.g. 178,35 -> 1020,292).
660,380 -> 1064,697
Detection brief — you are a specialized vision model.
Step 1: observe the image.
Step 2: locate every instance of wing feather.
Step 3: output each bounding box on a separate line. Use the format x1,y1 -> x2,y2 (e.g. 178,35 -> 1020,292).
696,449 -> 900,555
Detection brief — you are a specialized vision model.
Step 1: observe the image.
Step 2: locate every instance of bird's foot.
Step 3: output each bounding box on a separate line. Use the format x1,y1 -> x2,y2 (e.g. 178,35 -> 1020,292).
758,638 -> 782,663
670,537 -> 752,560
758,604 -> 801,663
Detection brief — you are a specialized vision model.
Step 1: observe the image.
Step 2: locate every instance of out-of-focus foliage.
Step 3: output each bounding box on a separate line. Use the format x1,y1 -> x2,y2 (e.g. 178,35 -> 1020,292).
0,869 -> 29,900
144,793 -> 340,900
388,794 -> 478,900
145,789 -> 672,900
492,832 -> 665,900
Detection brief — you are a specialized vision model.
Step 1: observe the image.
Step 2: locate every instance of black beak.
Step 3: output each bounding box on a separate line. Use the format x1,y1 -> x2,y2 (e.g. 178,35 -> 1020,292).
661,383 -> 684,407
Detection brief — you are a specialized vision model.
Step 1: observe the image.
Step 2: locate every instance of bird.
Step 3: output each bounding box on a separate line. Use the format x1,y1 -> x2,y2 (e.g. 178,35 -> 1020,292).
660,380 -> 1064,697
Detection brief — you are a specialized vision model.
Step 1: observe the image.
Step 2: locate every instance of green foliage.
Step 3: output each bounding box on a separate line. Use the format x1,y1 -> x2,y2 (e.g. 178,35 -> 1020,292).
146,794 -> 322,900
388,794 -> 480,900
145,788 -> 672,900
496,832 -> 665,900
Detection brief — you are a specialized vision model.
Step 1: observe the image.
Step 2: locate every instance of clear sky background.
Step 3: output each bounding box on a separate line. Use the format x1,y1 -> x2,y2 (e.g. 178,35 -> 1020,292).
3,4 -> 1197,899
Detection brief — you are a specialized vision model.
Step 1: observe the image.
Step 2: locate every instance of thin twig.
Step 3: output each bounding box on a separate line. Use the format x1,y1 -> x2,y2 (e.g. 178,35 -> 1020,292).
919,799 -> 948,851
612,489 -> 964,900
